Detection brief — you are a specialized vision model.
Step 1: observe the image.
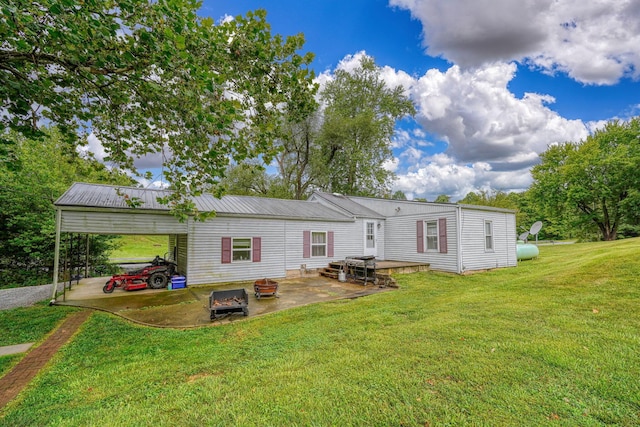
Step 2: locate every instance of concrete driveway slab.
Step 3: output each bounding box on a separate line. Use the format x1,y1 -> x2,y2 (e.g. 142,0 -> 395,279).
54,276 -> 394,327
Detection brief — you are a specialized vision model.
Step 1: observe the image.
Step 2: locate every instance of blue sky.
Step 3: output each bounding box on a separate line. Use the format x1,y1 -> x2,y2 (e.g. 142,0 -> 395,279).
137,0 -> 640,200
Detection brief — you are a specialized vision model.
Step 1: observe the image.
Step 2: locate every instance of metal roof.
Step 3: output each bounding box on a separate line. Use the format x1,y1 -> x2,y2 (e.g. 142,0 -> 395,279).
56,183 -> 354,221
309,192 -> 386,219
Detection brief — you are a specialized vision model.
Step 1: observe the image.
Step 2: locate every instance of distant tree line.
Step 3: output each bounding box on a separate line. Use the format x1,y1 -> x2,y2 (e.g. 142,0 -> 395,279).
0,129 -> 133,288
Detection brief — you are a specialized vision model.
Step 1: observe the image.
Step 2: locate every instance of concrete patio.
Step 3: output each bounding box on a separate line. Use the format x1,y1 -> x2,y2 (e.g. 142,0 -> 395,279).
53,276 -> 395,328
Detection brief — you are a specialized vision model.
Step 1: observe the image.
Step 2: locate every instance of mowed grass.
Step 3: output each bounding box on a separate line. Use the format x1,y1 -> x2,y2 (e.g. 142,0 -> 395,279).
109,235 -> 168,260
1,239 -> 639,425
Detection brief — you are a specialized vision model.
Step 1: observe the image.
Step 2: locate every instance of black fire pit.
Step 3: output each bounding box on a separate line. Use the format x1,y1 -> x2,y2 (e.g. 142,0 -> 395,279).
209,288 -> 249,320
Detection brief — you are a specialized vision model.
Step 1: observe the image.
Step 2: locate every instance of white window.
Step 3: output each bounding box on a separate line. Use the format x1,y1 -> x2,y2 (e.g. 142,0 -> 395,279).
426,220 -> 438,251
311,232 -> 326,257
366,222 -> 375,248
484,221 -> 494,251
232,238 -> 252,261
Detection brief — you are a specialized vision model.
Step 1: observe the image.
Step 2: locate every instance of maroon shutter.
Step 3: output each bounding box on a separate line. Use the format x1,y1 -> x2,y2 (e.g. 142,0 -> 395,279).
252,237 -> 261,262
221,237 -> 231,263
416,221 -> 424,253
439,218 -> 448,253
303,230 -> 311,258
327,231 -> 334,258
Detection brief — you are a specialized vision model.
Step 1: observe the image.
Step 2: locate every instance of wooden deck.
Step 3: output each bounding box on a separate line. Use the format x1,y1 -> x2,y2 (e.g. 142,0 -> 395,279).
375,260 -> 430,274
319,259 -> 429,281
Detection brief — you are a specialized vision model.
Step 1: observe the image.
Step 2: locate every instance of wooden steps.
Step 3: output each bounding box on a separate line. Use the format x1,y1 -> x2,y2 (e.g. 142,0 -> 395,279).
319,261 -> 344,279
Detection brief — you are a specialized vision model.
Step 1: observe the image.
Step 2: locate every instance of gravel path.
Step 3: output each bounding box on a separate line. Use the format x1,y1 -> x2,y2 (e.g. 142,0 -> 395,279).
0,283 -> 65,311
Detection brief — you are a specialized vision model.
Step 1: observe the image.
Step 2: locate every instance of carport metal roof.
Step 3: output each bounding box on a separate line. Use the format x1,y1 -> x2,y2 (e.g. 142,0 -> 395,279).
57,182 -> 354,221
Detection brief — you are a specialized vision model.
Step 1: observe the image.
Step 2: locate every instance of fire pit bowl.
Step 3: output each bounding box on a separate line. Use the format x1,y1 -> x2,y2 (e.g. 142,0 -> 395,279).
254,278 -> 279,299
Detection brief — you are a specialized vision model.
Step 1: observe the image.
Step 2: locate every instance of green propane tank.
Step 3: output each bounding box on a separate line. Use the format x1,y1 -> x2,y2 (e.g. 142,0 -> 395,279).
516,241 -> 539,260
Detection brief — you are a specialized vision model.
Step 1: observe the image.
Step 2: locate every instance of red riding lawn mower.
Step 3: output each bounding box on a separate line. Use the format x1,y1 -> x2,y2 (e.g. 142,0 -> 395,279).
103,255 -> 177,293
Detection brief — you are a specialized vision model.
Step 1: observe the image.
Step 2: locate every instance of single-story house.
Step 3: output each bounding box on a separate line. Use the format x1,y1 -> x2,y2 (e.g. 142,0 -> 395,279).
50,182 -> 517,298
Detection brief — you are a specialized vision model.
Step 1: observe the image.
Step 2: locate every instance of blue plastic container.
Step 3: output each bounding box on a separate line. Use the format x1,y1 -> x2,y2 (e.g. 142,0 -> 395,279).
170,276 -> 187,289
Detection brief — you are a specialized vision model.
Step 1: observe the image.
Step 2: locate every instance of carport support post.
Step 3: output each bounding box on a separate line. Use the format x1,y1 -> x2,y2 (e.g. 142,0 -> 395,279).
50,209 -> 62,303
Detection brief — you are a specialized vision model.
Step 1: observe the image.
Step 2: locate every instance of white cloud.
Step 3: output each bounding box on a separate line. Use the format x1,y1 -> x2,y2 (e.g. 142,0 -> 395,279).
392,154 -> 534,201
408,63 -> 588,166
389,0 -> 640,85
77,133 -> 107,162
137,178 -> 170,189
382,157 -> 399,172
367,59 -> 591,200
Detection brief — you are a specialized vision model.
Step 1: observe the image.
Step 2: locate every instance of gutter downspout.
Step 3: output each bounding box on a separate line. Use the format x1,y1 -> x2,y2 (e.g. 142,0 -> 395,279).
50,208 -> 62,304
456,205 -> 463,274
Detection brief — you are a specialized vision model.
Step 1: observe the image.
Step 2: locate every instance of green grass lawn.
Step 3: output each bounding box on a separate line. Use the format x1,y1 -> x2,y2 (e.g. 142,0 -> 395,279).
109,235 -> 168,260
1,239 -> 639,425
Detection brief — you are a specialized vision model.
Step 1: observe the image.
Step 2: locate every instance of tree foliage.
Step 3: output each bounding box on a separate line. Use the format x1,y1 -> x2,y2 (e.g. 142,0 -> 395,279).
433,194 -> 451,203
273,112 -> 321,199
1,2 -> 316,217
0,129 -> 133,287
314,55 -> 415,196
219,161 -> 292,199
530,118 -> 640,241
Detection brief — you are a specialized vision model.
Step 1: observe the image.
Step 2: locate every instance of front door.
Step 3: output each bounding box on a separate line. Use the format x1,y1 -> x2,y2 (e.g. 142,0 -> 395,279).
363,221 -> 377,257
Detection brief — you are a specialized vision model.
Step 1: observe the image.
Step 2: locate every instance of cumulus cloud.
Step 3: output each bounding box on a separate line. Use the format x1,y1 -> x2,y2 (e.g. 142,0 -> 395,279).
77,133 -> 107,162
393,153 -> 534,201
370,59 -> 590,200
409,63 -> 588,165
389,0 -> 640,85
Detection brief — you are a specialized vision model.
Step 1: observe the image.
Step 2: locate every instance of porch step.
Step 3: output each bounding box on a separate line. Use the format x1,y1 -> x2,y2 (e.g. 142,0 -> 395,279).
319,265 -> 341,279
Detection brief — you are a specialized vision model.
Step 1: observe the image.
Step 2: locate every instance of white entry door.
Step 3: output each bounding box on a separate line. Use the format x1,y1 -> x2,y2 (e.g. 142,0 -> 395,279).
363,221 -> 377,257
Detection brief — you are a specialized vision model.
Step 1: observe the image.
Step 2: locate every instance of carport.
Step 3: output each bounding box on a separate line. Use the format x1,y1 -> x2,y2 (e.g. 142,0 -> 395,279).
50,183 -> 190,303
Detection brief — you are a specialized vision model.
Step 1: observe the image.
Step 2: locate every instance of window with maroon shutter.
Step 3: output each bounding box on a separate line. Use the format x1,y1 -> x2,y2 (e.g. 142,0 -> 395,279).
252,237 -> 261,262
221,237 -> 231,263
426,221 -> 438,250
327,231 -> 334,257
311,232 -> 327,256
439,218 -> 448,253
416,220 -> 424,253
303,230 -> 311,258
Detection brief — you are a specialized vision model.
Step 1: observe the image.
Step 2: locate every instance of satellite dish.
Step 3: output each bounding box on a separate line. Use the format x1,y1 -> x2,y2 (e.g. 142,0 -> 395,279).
530,221 -> 543,235
519,231 -> 530,242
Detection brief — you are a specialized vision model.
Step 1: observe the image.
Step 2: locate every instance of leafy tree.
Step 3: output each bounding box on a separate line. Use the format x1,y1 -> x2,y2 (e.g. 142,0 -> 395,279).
220,162 -> 292,199
530,118 -> 640,241
1,3 -> 316,218
391,190 -> 408,200
273,112 -> 321,199
314,55 -> 415,196
459,190 -> 517,209
0,129 -> 133,287
434,194 -> 451,203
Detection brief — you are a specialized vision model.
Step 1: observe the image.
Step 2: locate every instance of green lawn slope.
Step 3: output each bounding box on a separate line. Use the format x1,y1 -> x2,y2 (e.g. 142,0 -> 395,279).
1,238 -> 638,425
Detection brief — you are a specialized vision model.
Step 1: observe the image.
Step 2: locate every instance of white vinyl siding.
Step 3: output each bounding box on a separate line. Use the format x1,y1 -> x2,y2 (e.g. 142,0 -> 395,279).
60,210 -> 186,234
186,217 -> 285,285
386,212 -> 458,273
460,209 -> 517,272
285,220 -> 360,270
